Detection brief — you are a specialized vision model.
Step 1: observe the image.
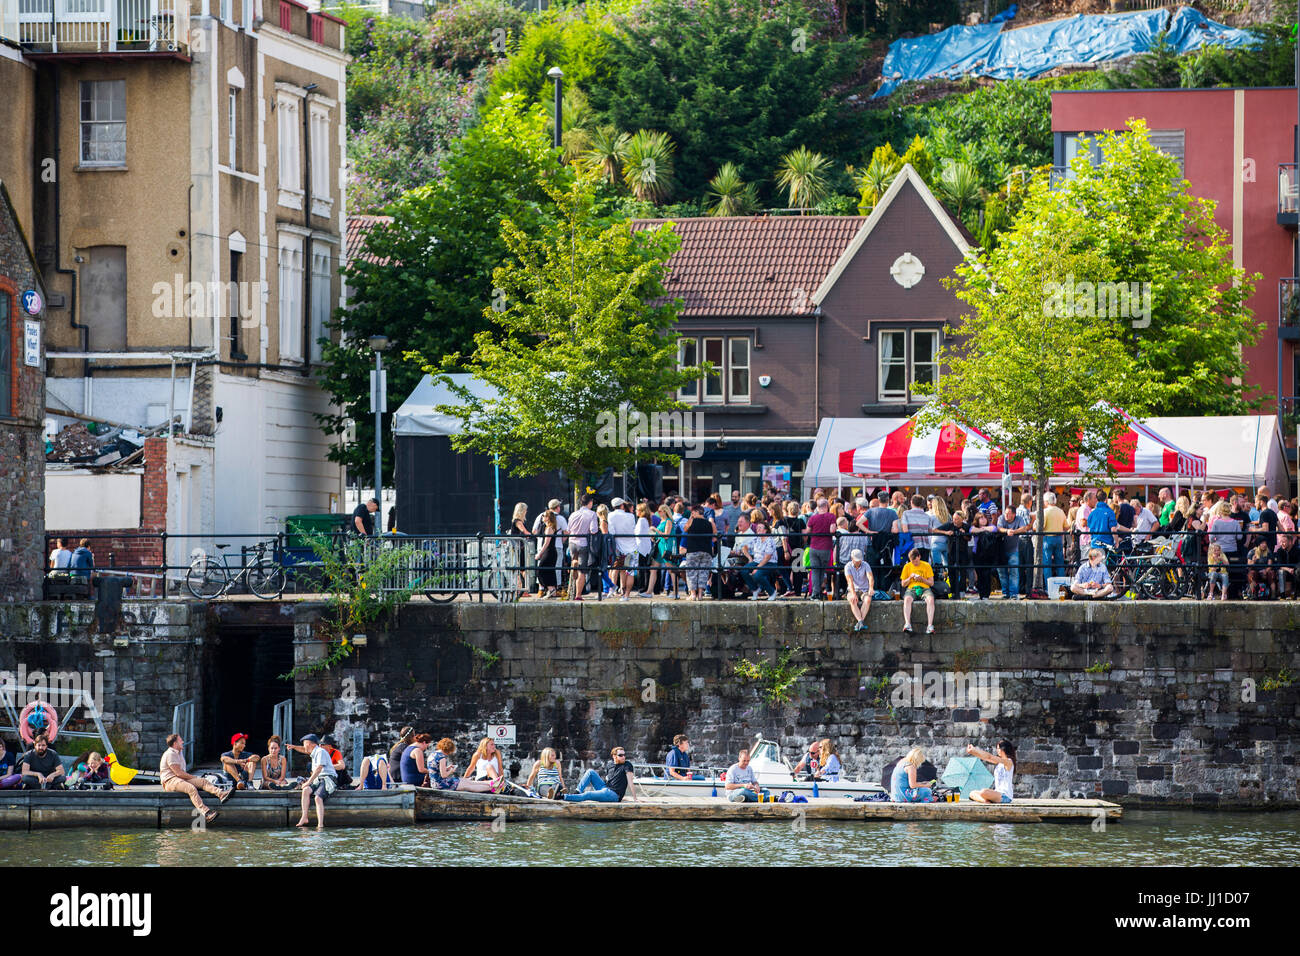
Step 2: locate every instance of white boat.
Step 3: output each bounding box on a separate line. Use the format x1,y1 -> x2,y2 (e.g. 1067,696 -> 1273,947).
633,734 -> 886,800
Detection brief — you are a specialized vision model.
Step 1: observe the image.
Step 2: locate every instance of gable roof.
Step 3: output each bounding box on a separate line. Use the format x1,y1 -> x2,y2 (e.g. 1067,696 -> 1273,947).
811,163 -> 971,307
629,215 -> 866,317
346,214 -> 394,266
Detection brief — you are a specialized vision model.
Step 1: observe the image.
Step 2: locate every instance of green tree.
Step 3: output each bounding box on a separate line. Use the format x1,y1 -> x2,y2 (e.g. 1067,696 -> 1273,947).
582,125 -> 630,184
417,173 -> 701,500
706,162 -> 759,216
776,146 -> 833,212
933,158 -> 981,220
622,129 -> 676,204
318,99 -> 568,482
915,238 -> 1152,589
587,0 -> 869,203
1021,119 -> 1261,414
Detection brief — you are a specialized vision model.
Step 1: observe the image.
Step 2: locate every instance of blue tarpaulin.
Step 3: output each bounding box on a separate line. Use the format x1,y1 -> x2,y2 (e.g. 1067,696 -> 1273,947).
874,6 -> 1258,98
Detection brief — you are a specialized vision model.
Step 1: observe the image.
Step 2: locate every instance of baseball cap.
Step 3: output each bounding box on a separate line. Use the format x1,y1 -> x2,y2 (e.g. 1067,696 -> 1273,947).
230,732 -> 248,746
301,733 -> 320,745
610,497 -> 625,507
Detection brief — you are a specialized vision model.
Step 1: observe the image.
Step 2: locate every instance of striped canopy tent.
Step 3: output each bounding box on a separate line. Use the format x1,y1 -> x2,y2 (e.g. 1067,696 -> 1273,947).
1044,405 -> 1207,491
837,414 -> 1025,483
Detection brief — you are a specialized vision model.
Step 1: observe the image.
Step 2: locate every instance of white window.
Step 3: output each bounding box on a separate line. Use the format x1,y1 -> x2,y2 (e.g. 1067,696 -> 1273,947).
310,248 -> 331,364
80,80 -> 125,167
677,339 -> 698,403
877,328 -> 941,403
227,89 -> 238,169
878,330 -> 907,401
278,235 -> 304,361
309,101 -> 331,206
277,92 -> 302,206
678,336 -> 753,404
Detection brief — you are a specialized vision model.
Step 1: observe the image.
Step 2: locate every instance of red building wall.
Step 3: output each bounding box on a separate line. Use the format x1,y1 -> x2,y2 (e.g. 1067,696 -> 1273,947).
1052,87 -> 1298,414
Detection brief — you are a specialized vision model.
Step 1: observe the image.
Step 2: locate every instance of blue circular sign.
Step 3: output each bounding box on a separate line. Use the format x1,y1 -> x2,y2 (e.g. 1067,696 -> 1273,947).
21,289 -> 43,315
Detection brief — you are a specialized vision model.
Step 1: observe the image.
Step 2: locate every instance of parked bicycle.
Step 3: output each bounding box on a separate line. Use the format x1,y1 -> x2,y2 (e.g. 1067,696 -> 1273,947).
186,540 -> 285,600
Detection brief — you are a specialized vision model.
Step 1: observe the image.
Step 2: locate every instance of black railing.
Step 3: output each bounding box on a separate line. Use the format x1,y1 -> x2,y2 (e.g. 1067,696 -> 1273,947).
40,525 -> 1299,603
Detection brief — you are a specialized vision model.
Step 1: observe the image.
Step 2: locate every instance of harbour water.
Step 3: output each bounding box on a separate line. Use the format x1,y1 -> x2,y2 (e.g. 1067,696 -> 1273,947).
2,811 -> 1298,866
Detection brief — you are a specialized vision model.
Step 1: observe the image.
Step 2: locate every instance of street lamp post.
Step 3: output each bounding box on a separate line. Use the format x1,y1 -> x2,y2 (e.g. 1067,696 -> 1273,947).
368,335 -> 390,513
548,66 -> 563,152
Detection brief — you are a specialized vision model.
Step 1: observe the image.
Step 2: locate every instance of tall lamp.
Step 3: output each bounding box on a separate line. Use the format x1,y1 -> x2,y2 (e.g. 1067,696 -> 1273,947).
368,335 -> 391,515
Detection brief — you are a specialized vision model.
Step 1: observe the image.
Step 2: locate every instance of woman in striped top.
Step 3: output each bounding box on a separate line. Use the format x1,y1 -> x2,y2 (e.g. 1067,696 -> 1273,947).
526,747 -> 566,799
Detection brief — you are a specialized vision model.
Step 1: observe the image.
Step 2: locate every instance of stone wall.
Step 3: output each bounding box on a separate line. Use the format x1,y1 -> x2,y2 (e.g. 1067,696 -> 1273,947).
0,601 -> 208,770
293,600 -> 1300,807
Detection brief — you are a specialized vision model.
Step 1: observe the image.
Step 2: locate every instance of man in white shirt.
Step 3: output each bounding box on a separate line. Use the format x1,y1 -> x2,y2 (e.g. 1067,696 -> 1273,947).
295,733 -> 337,830
567,494 -> 599,600
1133,500 -> 1161,544
607,497 -> 639,601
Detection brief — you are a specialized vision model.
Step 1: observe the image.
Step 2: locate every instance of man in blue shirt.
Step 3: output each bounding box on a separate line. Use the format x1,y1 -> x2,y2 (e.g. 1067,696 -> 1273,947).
975,489 -> 1000,520
1087,496 -> 1118,548
665,734 -> 703,781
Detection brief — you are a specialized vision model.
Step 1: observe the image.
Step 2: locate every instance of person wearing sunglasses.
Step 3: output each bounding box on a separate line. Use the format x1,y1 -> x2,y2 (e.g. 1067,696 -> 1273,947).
564,746 -> 637,803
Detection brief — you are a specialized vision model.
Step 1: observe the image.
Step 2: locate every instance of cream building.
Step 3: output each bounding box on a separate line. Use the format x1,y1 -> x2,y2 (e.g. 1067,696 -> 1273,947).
0,0 -> 347,562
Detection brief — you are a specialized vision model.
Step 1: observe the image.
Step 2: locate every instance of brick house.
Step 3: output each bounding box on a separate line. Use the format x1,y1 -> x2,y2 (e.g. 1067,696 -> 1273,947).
0,180 -> 47,601
632,164 -> 972,500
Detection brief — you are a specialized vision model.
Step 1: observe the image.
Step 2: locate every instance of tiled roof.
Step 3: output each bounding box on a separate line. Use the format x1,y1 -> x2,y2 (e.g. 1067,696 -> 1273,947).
630,215 -> 868,317
346,214 -> 394,266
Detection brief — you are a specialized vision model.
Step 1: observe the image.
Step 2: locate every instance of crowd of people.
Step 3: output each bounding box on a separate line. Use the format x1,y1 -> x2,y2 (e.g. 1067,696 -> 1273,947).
0,733 -> 115,791
502,483 -> 1300,609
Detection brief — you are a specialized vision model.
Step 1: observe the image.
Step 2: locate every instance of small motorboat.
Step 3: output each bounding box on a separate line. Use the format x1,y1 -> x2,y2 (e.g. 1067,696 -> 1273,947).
633,734 -> 886,800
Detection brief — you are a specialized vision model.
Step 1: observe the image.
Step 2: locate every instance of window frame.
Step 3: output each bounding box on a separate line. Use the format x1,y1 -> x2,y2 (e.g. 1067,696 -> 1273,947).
876,327 -> 941,404
79,79 -> 126,168
728,337 -> 750,404
309,247 -> 331,365
701,337 -> 725,404
277,234 -> 304,362
910,329 -> 940,401
677,339 -> 698,403
227,88 -> 238,170
877,328 -> 908,402
276,91 -> 302,208
309,100 -> 331,205
677,335 -> 754,405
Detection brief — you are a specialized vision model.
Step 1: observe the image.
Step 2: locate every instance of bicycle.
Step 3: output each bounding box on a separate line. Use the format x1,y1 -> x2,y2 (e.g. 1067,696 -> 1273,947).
186,541 -> 286,600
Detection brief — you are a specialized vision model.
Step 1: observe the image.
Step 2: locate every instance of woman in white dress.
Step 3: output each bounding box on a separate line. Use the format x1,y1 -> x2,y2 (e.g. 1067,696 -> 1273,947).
965,740 -> 1016,804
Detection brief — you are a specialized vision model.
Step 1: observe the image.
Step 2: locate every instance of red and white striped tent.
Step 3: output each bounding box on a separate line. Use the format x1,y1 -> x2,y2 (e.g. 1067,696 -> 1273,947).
837,415 -> 1024,482
1045,405 -> 1207,489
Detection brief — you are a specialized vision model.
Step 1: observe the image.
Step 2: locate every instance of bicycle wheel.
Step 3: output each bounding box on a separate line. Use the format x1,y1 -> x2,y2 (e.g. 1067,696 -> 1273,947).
186,557 -> 228,599
424,589 -> 459,603
248,558 -> 286,599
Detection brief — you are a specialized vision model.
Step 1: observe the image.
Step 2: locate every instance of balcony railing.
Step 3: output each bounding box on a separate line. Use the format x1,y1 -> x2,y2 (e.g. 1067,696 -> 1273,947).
1281,277 -> 1300,330
1,0 -> 190,53
1280,164 -> 1299,220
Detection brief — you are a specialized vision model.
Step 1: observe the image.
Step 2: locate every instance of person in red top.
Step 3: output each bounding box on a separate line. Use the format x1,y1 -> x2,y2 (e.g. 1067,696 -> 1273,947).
804,497 -> 837,600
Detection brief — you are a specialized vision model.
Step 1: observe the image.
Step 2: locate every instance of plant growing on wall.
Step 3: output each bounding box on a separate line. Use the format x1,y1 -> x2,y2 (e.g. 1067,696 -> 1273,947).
281,534 -> 424,679
733,645 -> 810,706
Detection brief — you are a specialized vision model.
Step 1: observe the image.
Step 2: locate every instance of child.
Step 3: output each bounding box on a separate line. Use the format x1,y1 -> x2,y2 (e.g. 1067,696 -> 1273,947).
1203,544 -> 1229,601
1246,542 -> 1275,600
77,752 -> 112,789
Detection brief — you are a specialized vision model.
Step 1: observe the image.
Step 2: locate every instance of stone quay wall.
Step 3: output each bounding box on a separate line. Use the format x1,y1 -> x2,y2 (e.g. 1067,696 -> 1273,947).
295,599 -> 1300,808
0,601 -> 208,769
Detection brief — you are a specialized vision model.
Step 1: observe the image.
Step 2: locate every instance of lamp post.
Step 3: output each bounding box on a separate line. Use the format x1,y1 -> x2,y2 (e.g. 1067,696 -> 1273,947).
547,66 -> 563,152
368,335 -> 390,512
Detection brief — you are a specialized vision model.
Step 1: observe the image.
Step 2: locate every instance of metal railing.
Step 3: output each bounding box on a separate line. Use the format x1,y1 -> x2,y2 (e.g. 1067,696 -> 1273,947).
39,524 -> 1300,603
3,0 -> 189,53
1280,164 -> 1299,217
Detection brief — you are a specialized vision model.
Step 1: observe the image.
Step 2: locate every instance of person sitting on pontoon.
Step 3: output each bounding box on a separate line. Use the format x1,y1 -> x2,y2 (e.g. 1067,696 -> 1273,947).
814,739 -> 842,782
525,747 -> 566,799
890,747 -> 933,803
564,746 -> 636,803
356,751 -> 392,790
221,733 -> 259,790
965,740 -> 1016,804
724,749 -> 769,803
261,736 -> 298,790
664,734 -> 704,781
792,741 -> 820,780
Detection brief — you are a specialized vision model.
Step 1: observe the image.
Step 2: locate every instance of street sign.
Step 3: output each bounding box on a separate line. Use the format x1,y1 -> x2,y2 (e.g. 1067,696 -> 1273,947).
24,321 -> 40,367
20,289 -> 42,316
486,724 -> 516,745
369,368 -> 387,414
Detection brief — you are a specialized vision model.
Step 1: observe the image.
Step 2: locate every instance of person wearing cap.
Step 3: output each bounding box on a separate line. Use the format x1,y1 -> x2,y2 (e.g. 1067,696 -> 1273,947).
607,497 -> 638,600
844,549 -> 875,632
220,733 -> 260,790
295,734 -> 337,829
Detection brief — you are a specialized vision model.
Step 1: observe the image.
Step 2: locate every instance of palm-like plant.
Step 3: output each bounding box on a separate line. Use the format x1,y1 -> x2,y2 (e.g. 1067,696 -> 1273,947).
776,146 -> 832,213
622,129 -> 676,204
854,154 -> 902,212
582,125 -> 631,184
935,159 -> 982,219
706,162 -> 758,216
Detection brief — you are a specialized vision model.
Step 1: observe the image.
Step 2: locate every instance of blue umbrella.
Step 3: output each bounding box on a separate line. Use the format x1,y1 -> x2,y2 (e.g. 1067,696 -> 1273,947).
941,756 -> 994,798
